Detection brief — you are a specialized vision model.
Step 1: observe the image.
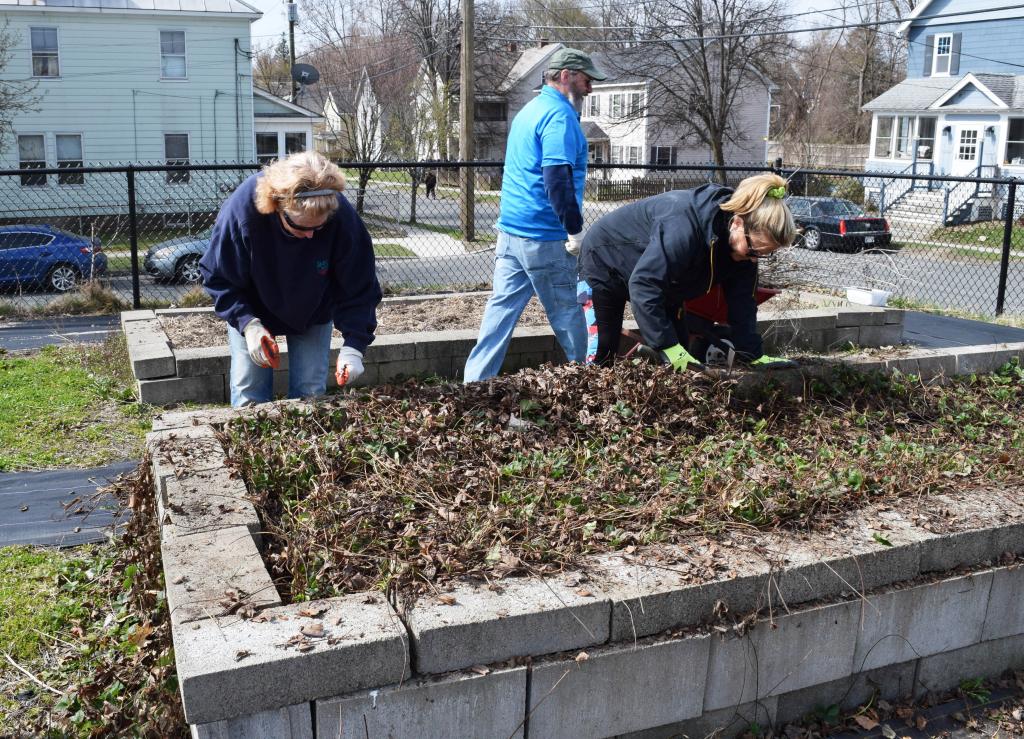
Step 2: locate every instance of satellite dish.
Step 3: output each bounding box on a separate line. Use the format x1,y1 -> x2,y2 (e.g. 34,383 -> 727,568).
292,63 -> 320,86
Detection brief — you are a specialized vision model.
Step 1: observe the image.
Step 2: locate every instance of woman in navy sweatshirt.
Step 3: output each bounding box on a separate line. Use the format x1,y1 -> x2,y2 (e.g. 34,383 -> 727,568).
578,173 -> 797,370
199,151 -> 381,407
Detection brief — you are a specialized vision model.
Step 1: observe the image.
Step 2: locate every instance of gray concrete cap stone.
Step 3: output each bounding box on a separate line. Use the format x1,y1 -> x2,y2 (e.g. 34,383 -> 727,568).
526,635 -> 711,739
175,346 -> 232,378
175,594 -> 409,724
836,307 -> 885,327
316,666 -> 527,739
404,576 -> 610,674
138,375 -> 227,406
703,600 -> 859,711
190,700 -> 312,739
120,309 -> 157,328
162,466 -> 261,539
852,571 -> 994,672
162,525 -> 280,625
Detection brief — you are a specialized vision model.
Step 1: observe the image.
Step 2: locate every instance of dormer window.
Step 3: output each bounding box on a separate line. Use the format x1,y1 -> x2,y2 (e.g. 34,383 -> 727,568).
932,33 -> 952,76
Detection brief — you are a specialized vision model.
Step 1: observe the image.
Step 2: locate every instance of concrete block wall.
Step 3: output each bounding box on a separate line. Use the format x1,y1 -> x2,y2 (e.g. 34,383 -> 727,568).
126,298 -> 911,406
150,417 -> 1024,739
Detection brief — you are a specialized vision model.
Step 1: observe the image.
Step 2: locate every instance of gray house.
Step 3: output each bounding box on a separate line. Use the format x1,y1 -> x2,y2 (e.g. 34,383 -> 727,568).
862,0 -> 1024,223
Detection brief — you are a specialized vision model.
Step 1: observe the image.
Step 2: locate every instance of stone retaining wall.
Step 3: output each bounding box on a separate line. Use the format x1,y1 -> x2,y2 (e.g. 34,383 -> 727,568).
150,400 -> 1024,739
123,294 -> 904,406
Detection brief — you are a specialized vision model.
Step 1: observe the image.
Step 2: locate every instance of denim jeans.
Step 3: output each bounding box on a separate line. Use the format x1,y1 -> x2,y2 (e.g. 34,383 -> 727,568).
464,231 -> 587,382
227,321 -> 333,407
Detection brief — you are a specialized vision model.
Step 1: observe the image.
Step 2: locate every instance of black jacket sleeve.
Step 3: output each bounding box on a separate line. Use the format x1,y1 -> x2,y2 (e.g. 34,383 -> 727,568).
542,164 -> 583,235
723,262 -> 762,359
329,203 -> 382,354
627,215 -> 700,350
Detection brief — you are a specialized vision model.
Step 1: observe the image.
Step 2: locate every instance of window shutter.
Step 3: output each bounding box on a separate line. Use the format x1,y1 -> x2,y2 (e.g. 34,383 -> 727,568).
923,34 -> 935,77
950,33 -> 962,75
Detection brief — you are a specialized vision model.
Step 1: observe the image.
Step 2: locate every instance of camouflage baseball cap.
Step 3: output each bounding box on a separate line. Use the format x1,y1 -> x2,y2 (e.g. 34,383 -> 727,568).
546,47 -> 607,81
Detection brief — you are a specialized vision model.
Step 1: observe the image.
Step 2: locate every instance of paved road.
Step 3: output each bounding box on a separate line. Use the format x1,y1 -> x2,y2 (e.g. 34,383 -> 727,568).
0,314 -> 121,351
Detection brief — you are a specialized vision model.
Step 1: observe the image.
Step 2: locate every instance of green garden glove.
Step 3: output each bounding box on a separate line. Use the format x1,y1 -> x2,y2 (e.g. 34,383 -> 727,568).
662,343 -> 702,372
749,354 -> 797,369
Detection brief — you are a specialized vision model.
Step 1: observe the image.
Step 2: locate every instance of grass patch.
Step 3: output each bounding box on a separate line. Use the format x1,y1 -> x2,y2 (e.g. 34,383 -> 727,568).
103,254 -> 136,273
34,281 -> 129,316
176,285 -> 212,307
225,359 -> 1024,602
929,221 -> 1024,245
0,333 -> 155,471
374,242 -> 417,258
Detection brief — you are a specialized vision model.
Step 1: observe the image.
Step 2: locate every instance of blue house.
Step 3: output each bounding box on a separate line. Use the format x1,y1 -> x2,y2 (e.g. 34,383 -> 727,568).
862,0 -> 1024,223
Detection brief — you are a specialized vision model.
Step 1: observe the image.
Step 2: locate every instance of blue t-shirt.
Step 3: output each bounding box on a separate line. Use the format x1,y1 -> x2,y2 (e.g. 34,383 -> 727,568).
496,85 -> 588,241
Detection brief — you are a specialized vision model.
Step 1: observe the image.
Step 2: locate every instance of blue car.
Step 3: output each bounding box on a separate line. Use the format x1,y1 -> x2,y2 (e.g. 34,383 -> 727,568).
0,224 -> 107,292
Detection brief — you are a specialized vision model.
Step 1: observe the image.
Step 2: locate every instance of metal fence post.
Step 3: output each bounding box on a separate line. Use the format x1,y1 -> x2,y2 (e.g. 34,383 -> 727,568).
126,166 -> 141,310
879,182 -> 886,214
996,179 -> 1017,316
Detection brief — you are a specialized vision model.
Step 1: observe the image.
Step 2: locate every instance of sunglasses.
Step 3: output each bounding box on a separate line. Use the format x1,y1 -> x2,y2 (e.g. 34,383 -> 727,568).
281,210 -> 330,234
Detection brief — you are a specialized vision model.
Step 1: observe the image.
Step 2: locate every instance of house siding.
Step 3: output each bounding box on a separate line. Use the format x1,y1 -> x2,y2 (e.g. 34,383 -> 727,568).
908,2 -> 1024,78
0,9 -> 255,166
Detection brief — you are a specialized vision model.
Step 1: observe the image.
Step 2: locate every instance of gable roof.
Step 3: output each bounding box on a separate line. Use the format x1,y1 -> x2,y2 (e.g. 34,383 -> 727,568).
253,87 -> 323,120
863,73 -> 1024,111
498,43 -> 563,94
0,0 -> 260,16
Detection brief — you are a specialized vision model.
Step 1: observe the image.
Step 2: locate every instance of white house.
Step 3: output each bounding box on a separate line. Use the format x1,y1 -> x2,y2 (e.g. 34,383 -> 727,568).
0,0 -> 320,221
862,0 -> 1024,223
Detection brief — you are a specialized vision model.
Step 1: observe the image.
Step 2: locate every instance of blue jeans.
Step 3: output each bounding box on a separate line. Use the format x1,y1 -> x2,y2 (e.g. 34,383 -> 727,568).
464,231 -> 586,382
227,321 -> 333,407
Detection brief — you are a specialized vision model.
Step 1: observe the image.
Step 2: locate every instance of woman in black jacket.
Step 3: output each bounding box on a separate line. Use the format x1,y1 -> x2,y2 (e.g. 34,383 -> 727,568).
578,173 -> 797,370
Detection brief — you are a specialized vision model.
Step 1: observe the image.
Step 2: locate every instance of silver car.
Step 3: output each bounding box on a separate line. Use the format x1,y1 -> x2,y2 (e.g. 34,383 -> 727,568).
143,228 -> 212,283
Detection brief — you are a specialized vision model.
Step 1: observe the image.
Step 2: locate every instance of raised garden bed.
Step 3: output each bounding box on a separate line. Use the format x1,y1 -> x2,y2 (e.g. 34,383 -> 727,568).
122,291 -> 906,406
149,360 -> 1024,738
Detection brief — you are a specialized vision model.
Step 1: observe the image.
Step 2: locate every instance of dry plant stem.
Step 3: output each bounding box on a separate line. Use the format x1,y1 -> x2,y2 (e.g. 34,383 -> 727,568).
3,651 -> 63,696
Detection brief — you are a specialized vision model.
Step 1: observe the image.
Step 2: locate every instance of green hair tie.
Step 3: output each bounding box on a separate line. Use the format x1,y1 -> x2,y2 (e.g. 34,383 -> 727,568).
767,185 -> 786,199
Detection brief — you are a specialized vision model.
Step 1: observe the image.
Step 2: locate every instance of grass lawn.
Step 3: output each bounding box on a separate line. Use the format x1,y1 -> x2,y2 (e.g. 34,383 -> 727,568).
0,335 -> 155,471
374,242 -> 416,258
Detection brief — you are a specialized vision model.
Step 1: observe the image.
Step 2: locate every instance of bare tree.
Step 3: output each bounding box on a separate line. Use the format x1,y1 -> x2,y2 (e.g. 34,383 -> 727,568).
252,35 -> 292,97
0,21 -> 39,155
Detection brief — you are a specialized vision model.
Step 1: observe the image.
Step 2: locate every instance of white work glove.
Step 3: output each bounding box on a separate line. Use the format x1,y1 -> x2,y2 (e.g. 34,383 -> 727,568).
335,346 -> 364,386
566,230 -> 585,256
242,318 -> 278,368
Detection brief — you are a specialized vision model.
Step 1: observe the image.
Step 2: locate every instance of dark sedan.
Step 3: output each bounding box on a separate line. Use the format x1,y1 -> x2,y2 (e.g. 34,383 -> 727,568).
0,225 -> 107,292
787,196 -> 891,252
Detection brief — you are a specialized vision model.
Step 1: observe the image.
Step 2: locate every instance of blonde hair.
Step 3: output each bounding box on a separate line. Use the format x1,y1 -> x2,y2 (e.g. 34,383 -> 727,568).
253,151 -> 346,218
720,173 -> 797,247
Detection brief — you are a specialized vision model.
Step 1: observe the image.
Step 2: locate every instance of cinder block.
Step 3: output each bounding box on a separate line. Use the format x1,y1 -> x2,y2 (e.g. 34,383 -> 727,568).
982,564 -> 1024,641
412,330 -> 478,359
363,335 -> 417,363
841,357 -> 886,373
138,374 -> 226,405
120,308 -> 157,329
590,549 -> 770,643
151,407 -> 246,432
618,698 -> 777,739
957,346 -> 1024,375
852,571 -> 993,672
886,356 -> 921,375
175,594 -> 409,725
773,660 -> 917,726
915,633 -> 1024,696
828,326 -> 860,349
175,346 -> 232,378
703,600 -> 859,711
147,425 -> 225,496
883,308 -> 904,325
131,342 -> 178,379
527,635 -> 711,739
161,466 -> 261,540
403,575 -> 610,675
376,356 -> 450,383
913,350 -> 957,378
508,327 -> 559,355
857,324 -> 901,347
316,666 -> 527,739
163,525 -> 280,625
836,307 -> 885,327
500,351 -> 552,374
190,701 -> 312,739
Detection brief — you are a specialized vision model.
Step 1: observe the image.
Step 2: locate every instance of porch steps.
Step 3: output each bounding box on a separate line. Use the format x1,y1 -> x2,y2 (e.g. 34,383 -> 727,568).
884,189 -> 948,227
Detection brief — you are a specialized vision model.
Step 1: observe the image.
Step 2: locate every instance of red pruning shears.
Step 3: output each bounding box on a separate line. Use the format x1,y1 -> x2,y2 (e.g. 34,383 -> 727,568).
335,365 -> 350,387
261,335 -> 280,370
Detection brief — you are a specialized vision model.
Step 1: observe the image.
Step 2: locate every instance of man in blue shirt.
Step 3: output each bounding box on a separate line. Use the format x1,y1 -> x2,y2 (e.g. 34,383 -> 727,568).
464,47 -> 606,382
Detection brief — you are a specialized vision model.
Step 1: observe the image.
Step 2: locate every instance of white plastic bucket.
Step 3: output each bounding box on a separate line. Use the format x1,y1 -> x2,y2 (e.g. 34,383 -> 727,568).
846,287 -> 892,307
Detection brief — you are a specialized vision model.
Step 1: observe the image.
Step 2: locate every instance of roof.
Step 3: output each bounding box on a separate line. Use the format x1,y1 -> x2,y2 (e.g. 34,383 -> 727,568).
253,87 -> 323,120
498,43 -> 563,94
862,73 -> 1024,111
0,0 -> 260,15
581,121 -> 609,141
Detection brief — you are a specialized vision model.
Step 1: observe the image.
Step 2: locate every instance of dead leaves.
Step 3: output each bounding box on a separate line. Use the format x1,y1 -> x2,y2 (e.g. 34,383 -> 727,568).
437,594 -> 458,606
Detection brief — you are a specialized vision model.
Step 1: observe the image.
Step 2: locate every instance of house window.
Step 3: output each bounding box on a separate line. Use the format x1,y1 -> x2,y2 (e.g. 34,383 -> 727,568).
610,145 -> 623,164
164,133 -> 190,183
627,146 -> 641,164
18,135 -> 46,187
160,31 -> 186,79
474,101 -> 506,122
56,134 -> 83,185
628,93 -> 641,116
1006,118 -> 1024,165
588,142 -> 603,163
586,95 -> 600,117
610,94 -> 624,118
874,116 -> 893,158
31,27 -> 59,78
256,133 -> 278,165
957,129 -> 978,161
285,132 -> 306,155
932,33 -> 952,76
651,146 -> 677,166
916,117 -> 936,160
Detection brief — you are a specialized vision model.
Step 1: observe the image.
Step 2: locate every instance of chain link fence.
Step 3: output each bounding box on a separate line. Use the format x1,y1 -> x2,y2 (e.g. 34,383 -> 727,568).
0,160 -> 1021,318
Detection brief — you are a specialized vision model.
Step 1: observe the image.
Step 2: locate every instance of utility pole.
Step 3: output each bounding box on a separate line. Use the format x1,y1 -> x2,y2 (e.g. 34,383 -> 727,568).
288,0 -> 298,102
459,0 -> 475,241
